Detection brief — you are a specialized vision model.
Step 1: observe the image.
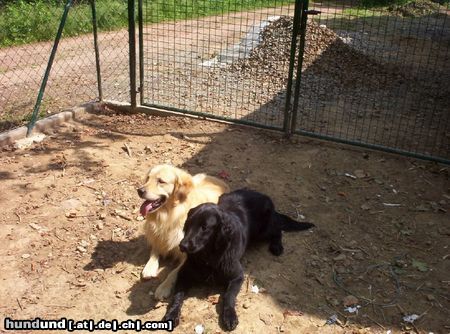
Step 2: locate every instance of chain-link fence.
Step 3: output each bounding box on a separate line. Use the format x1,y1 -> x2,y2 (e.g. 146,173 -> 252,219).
138,0 -> 449,163
292,0 -> 450,162
1,0 -> 449,163
140,0 -> 296,130
0,0 -> 130,132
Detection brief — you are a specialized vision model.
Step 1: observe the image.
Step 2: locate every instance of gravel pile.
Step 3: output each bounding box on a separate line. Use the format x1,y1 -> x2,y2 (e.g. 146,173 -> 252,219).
229,16 -> 405,90
230,16 -> 339,75
388,0 -> 443,17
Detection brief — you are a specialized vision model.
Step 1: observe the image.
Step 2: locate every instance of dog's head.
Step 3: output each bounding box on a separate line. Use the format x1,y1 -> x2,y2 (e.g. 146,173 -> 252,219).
179,203 -> 233,254
137,164 -> 193,217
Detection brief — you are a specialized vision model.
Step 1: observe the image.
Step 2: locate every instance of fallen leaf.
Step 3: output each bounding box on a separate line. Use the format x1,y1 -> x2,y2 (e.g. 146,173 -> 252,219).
218,170 -> 230,180
207,295 -> 219,305
343,295 -> 359,307
361,204 -> 371,211
412,259 -> 428,272
283,309 -> 303,318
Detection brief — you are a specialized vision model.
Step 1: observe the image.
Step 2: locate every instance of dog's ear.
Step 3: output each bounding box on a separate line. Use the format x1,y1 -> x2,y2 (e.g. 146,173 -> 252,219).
215,209 -> 236,251
174,170 -> 193,203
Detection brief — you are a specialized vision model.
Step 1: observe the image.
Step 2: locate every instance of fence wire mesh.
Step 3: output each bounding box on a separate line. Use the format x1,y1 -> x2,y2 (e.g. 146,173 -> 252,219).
140,0 -> 296,130
293,0 -> 450,161
139,0 -> 449,162
0,0 -> 130,132
0,0 -> 449,163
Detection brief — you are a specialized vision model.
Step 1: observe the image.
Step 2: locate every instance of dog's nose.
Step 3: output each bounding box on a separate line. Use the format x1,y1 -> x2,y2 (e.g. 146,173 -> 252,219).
137,187 -> 145,198
179,242 -> 187,253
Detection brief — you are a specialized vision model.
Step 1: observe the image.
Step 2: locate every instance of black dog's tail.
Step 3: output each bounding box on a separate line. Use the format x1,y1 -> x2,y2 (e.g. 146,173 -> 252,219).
275,212 -> 315,232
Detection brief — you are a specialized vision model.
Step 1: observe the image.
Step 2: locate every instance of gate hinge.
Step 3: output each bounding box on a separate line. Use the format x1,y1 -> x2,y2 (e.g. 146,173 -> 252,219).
304,10 -> 322,15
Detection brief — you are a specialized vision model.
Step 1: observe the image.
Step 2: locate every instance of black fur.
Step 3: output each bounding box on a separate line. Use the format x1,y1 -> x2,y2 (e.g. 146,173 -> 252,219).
162,189 -> 315,331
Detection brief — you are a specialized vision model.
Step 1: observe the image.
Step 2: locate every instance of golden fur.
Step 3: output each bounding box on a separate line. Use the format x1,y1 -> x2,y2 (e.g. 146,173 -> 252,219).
137,164 -> 229,299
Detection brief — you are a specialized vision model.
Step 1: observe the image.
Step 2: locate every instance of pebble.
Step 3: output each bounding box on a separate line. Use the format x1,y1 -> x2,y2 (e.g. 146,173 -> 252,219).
77,246 -> 87,253
21,253 -> 31,259
354,170 -> 366,178
426,294 -> 435,301
79,240 -> 89,247
333,253 -> 347,261
243,302 -> 250,309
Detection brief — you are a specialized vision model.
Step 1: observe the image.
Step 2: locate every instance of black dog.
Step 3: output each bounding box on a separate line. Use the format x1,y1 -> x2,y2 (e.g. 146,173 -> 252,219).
162,189 -> 315,331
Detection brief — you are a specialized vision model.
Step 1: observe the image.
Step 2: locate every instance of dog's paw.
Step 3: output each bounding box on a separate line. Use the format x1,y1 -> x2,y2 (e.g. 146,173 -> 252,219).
222,307 -> 239,331
162,313 -> 180,328
155,283 -> 172,300
269,242 -> 284,256
142,262 -> 159,279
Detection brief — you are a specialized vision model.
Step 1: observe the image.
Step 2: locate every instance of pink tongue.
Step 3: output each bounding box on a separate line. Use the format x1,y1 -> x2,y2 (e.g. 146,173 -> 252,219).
140,201 -> 153,216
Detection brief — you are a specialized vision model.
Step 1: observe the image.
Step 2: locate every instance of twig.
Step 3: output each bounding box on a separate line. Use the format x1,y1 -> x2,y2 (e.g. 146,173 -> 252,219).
395,303 -> 406,315
16,298 -> 23,311
45,304 -> 74,309
379,307 -> 387,323
114,179 -> 127,184
82,184 -> 97,191
14,212 -> 22,223
339,246 -> 362,253
411,322 -> 420,334
124,143 -> 132,158
362,314 -> 385,330
66,214 -> 96,219
60,266 -> 70,274
358,247 -> 371,256
116,213 -> 132,221
54,231 -> 66,242
279,273 -> 296,286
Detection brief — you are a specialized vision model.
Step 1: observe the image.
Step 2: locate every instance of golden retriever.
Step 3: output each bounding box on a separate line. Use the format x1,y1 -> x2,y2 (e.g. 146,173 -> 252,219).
137,164 -> 229,299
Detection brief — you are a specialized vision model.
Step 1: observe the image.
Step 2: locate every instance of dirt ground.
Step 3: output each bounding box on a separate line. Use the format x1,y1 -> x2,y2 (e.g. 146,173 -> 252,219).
0,109 -> 449,333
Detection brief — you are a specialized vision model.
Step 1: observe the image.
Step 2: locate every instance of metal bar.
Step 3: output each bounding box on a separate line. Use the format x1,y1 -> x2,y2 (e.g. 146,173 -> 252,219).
283,0 -> 303,135
26,0 -> 73,136
128,0 -> 137,109
289,0 -> 309,135
138,0 -> 144,105
142,103 -> 284,132
90,0 -> 103,101
294,128 -> 450,165
139,103 -> 450,165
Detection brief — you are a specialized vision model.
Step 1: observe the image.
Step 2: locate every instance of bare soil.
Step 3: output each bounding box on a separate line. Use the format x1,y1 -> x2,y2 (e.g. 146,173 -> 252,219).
0,110 -> 449,334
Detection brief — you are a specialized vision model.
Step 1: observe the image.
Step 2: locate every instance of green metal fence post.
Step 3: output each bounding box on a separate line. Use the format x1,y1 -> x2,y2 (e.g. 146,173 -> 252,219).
26,0 -> 73,136
138,0 -> 144,105
91,0 -> 103,101
289,0 -> 309,135
128,0 -> 137,109
283,0 -> 303,136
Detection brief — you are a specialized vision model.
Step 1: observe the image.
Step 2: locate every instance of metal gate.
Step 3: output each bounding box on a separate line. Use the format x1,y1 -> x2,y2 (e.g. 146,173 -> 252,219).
135,0 -> 450,164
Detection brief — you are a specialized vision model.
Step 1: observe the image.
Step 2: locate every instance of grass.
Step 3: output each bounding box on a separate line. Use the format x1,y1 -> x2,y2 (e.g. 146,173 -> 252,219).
0,0 -> 128,47
0,0 -> 295,48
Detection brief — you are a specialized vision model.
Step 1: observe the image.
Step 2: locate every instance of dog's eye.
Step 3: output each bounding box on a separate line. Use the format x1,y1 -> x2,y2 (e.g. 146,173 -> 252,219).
157,178 -> 166,184
201,224 -> 207,231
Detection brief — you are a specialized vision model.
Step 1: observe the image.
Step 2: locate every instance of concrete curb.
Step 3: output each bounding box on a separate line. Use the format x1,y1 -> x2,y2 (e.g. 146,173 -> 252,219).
0,103 -> 94,147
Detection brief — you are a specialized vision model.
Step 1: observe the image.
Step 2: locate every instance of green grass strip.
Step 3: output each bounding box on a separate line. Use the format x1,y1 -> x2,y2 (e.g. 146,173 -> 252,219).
0,0 -> 295,48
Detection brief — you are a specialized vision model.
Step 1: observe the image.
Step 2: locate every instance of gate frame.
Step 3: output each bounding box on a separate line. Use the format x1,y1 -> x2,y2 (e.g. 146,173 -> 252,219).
132,0 -> 450,165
